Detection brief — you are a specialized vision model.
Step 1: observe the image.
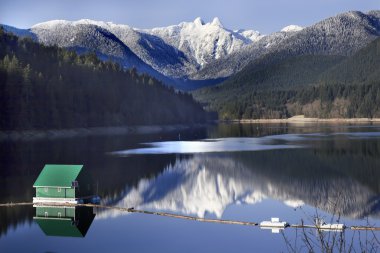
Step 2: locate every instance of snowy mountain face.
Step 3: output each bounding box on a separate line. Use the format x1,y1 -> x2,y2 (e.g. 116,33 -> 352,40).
3,10 -> 379,89
194,11 -> 380,80
30,19 -> 172,83
190,29 -> 299,79
32,20 -> 132,58
280,25 -> 304,33
75,20 -> 193,77
107,26 -> 190,77
27,17 -> 261,81
145,17 -> 261,68
272,10 -> 380,57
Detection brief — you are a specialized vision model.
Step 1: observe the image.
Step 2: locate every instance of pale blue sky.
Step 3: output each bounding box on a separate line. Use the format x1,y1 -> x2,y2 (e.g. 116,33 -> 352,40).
0,0 -> 379,33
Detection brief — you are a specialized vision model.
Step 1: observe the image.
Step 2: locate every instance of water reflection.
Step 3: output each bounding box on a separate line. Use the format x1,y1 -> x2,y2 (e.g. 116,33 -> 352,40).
101,148 -> 380,220
1,124 -> 380,246
110,136 -> 304,156
0,135 -> 179,237
110,132 -> 380,156
282,227 -> 380,253
34,206 -> 95,237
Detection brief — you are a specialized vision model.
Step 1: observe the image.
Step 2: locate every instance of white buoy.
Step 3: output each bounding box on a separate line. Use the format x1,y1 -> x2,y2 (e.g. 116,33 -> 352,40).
315,218 -> 345,231
260,217 -> 289,233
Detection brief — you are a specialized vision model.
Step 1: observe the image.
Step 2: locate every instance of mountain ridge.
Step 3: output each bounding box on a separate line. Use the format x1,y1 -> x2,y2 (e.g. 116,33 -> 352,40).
2,17 -> 278,89
197,10 -> 380,82
2,10 -> 379,91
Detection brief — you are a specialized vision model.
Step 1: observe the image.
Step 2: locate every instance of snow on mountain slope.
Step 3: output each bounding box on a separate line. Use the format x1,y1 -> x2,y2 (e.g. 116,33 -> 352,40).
191,30 -> 296,79
30,19 -> 182,84
145,17 -> 260,68
28,17 -> 261,80
270,10 -> 380,57
31,20 -> 151,72
280,25 -> 304,33
237,29 -> 264,42
74,20 -> 194,78
8,10 -> 378,88
195,10 -> 380,80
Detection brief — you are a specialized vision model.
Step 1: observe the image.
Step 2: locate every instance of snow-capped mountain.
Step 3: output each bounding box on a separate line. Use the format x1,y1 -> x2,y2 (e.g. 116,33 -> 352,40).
3,10 -> 379,89
28,17 -> 261,80
272,10 -> 380,57
145,17 -> 261,68
45,19 -> 193,78
30,19 -> 175,85
190,28 -> 299,80
280,25 -> 304,33
31,20 -> 141,65
193,10 -> 380,80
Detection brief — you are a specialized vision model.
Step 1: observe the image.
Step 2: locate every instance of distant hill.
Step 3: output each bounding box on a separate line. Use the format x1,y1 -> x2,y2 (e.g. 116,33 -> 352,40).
0,28 -> 208,130
193,37 -> 380,119
320,37 -> 380,85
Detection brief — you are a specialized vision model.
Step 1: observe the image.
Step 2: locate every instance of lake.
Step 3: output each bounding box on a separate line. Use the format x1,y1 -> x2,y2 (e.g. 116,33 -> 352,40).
1,123 -> 380,252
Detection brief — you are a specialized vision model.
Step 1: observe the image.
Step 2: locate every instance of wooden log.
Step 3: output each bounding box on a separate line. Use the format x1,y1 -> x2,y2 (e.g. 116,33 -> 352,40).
129,208 -> 258,226
350,226 -> 380,231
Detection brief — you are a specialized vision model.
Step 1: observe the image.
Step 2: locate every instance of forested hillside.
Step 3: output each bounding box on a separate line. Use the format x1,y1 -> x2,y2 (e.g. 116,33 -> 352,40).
0,27 -> 208,130
193,38 -> 380,119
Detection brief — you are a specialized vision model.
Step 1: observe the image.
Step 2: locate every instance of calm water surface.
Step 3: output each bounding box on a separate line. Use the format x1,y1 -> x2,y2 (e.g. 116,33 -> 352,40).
1,123 -> 380,252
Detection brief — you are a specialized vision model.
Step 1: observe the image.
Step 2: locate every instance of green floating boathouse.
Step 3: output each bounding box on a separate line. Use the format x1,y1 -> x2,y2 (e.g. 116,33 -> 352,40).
33,164 -> 89,204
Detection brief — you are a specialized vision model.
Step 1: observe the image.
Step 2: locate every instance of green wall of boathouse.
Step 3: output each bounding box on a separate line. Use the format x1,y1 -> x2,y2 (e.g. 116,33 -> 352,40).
36,187 -> 76,198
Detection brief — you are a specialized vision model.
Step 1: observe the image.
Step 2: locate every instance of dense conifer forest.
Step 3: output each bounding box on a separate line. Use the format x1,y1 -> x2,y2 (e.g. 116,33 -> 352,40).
193,38 -> 380,119
0,27 -> 208,130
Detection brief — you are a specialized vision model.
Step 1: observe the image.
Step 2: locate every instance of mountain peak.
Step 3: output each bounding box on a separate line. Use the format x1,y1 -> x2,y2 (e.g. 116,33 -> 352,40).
32,19 -> 70,29
211,17 -> 223,28
193,17 -> 205,26
32,19 -> 132,30
281,25 -> 303,33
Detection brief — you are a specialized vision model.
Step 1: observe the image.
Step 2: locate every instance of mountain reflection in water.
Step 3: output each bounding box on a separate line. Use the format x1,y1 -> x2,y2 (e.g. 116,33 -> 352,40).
0,124 -> 380,252
102,144 -> 380,220
110,135 -> 306,155
1,126 -> 380,245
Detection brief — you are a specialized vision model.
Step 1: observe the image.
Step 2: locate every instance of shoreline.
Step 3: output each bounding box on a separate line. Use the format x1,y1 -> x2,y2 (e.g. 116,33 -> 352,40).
0,124 -> 207,142
225,116 -> 380,124
2,117 -> 380,141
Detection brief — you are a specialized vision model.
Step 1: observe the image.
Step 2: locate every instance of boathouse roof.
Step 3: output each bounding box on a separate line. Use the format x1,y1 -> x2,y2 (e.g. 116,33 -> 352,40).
33,164 -> 83,188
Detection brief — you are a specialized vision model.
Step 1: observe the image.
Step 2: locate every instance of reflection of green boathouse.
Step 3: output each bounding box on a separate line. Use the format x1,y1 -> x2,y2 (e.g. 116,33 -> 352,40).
34,206 -> 95,237
33,164 -> 92,204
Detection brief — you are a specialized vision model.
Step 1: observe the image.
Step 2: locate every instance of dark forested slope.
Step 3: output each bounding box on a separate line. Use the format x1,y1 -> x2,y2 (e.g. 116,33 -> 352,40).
0,28 -> 208,130
194,38 -> 380,119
